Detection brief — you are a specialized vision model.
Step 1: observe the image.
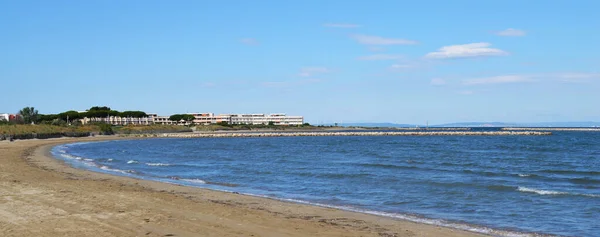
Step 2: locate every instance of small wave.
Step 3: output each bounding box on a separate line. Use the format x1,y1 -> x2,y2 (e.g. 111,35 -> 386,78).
358,163 -> 418,170
517,187 -> 568,196
127,160 -> 139,164
107,158 -> 113,162
568,177 -> 600,185
517,174 -> 531,177
538,169 -> 600,176
517,187 -> 600,198
146,163 -> 171,166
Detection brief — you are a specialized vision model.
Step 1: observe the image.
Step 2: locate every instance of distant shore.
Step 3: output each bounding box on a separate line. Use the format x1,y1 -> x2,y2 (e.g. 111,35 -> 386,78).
0,136 -> 492,237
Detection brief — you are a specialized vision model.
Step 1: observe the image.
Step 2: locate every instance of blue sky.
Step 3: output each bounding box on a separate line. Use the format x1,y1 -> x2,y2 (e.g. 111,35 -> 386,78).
1,0 -> 599,124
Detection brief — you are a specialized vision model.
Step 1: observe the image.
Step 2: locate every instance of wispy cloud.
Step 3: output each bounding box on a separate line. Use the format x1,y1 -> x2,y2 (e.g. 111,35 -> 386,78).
494,28 -> 526,37
299,67 -> 332,77
425,43 -> 508,59
200,82 -> 217,88
390,63 -> 415,69
462,73 -> 600,85
357,54 -> 404,61
458,90 -> 474,95
430,78 -> 446,86
323,23 -> 361,28
554,73 -> 600,83
351,34 -> 418,45
262,79 -> 322,88
463,75 -> 532,85
240,38 -> 259,45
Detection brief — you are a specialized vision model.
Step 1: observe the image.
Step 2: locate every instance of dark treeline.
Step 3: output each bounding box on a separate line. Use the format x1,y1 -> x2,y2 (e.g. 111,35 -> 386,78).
31,106 -> 148,124
168,114 -> 195,122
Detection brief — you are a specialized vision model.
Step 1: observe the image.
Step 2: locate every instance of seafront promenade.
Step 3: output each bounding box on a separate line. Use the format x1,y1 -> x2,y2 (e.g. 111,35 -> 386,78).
123,130 -> 552,138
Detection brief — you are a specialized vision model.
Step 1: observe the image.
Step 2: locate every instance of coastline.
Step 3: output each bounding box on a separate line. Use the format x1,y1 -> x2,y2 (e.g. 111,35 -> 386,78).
1,137 -> 491,237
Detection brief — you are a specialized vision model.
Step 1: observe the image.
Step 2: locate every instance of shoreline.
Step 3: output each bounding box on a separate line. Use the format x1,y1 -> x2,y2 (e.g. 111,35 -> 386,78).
1,137 -> 509,237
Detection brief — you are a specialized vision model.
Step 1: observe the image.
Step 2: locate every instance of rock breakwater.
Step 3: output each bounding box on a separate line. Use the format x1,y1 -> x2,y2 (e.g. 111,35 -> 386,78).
502,127 -> 600,132
122,131 -> 552,138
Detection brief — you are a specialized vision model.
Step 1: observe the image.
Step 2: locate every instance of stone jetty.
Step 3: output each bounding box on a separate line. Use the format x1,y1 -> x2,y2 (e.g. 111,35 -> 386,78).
123,131 -> 552,138
502,127 -> 600,132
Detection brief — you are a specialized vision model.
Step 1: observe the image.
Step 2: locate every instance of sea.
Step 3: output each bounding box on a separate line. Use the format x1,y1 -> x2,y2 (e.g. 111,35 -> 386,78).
51,129 -> 600,237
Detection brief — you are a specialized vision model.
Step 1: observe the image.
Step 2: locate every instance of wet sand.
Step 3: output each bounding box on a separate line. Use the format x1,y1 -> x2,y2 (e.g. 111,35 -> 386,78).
0,136 -> 488,237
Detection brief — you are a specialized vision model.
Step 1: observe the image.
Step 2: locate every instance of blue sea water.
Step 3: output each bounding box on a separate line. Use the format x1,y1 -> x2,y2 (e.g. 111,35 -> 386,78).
52,131 -> 600,236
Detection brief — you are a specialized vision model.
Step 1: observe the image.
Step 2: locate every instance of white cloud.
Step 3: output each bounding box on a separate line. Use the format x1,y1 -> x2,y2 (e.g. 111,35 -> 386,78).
357,54 -> 404,61
299,67 -> 332,77
425,43 -> 508,59
368,46 -> 385,52
495,28 -> 526,36
458,90 -> 474,95
351,34 -> 418,45
430,78 -> 446,86
323,23 -> 361,28
463,75 -> 532,85
240,38 -> 259,45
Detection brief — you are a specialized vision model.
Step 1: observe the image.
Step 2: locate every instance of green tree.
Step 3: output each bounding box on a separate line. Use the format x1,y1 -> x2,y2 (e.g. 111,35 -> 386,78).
169,114 -> 195,122
268,121 -> 275,126
59,111 -> 82,121
119,111 -> 148,118
18,107 -> 40,124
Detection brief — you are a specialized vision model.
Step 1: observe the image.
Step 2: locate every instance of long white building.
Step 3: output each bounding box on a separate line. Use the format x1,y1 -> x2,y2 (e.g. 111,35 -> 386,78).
188,113 -> 304,126
78,112 -> 304,126
228,113 -> 304,125
80,116 -> 154,125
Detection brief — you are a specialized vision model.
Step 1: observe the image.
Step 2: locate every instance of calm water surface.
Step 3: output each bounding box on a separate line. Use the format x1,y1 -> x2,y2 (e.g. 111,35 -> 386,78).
52,132 -> 600,236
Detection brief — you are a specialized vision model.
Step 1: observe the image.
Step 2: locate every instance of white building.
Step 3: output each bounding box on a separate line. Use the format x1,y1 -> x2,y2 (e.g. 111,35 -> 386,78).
80,116 -> 154,125
0,113 -> 9,121
78,112 -> 304,126
149,114 -> 192,125
229,113 -> 303,125
187,113 -> 231,125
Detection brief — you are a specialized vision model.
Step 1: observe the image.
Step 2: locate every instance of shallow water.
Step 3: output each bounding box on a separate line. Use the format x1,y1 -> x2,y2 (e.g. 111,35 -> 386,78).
52,132 -> 600,236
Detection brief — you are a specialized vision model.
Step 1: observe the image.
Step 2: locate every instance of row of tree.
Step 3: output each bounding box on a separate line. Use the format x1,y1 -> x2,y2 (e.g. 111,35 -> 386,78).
2,106 -> 151,125
39,107 -> 149,124
168,114 -> 195,122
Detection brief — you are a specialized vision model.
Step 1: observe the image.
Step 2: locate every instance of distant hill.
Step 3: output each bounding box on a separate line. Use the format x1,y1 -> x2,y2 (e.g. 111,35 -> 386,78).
433,122 -> 518,127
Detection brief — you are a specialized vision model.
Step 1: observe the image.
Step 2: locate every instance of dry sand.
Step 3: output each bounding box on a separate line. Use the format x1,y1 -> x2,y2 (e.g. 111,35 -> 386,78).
0,136 -> 488,237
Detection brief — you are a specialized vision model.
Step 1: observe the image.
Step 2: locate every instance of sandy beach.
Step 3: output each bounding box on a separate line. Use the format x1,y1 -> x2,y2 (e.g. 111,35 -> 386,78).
0,137 -> 488,237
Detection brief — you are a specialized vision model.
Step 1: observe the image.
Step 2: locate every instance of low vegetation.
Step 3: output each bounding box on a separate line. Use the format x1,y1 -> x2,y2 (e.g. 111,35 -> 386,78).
114,124 -> 192,134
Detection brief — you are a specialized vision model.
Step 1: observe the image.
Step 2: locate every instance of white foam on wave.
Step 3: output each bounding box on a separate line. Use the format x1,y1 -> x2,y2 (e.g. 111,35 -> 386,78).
127,160 -> 139,164
517,174 -> 531,177
146,163 -> 171,166
99,165 -> 131,174
517,187 -> 568,195
107,159 -> 113,162
180,179 -> 207,184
